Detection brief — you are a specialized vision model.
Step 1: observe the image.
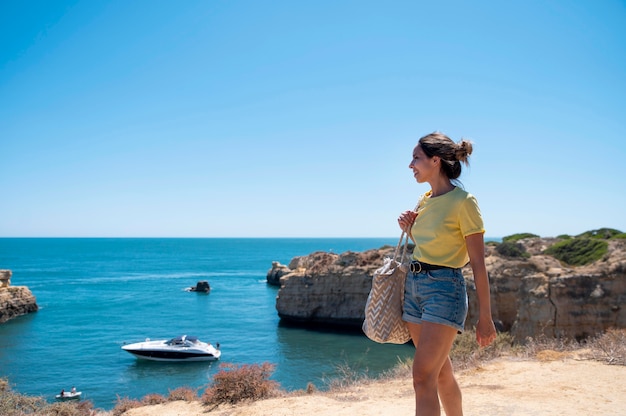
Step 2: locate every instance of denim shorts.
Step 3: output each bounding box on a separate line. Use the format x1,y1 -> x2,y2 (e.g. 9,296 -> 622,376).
402,267 -> 468,333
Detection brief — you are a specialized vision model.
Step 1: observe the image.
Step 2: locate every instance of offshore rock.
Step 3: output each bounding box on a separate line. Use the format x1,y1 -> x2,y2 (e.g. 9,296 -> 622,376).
269,239 -> 626,340
188,280 -> 211,293
267,261 -> 291,286
0,270 -> 39,324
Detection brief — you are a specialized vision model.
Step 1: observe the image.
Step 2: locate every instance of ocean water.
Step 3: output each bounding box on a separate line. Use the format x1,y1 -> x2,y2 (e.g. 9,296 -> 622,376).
0,238 -> 414,410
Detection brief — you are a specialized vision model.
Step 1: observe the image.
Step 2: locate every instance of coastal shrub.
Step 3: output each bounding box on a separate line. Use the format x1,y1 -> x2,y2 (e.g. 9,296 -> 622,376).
520,329 -> 626,366
519,334 -> 580,358
556,234 -> 571,240
201,362 -> 281,405
141,393 -> 167,405
613,232 -> 626,239
576,228 -> 622,239
0,378 -> 46,416
168,386 -> 198,401
450,330 -> 517,369
382,356 -> 413,379
585,328 -> 626,366
495,241 -> 530,258
0,377 -> 99,416
111,396 -> 143,416
38,400 -> 96,416
545,238 -> 608,266
324,359 -> 371,390
502,233 -> 539,242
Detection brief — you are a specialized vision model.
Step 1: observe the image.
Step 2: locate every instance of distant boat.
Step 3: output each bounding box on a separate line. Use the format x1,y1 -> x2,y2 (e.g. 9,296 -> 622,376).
122,335 -> 221,362
56,389 -> 81,400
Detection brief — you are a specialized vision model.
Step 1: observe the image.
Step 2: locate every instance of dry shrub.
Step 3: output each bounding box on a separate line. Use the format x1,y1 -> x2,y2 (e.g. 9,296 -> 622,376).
384,356 -> 413,379
324,361 -> 369,391
201,362 -> 281,405
535,349 -> 570,361
168,386 -> 198,402
0,377 -> 98,416
305,382 -> 317,394
39,400 -> 95,416
0,378 -> 8,393
584,328 -> 626,365
450,330 -> 517,369
140,393 -> 167,405
111,396 -> 143,416
516,329 -> 626,366
0,378 -> 47,416
521,334 -> 580,359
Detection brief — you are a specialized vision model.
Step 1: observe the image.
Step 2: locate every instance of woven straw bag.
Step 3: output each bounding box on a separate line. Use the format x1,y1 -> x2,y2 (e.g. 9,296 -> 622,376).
362,232 -> 411,344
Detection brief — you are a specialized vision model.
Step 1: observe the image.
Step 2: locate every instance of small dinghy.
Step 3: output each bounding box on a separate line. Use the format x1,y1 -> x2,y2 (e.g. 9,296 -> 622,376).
56,388 -> 81,401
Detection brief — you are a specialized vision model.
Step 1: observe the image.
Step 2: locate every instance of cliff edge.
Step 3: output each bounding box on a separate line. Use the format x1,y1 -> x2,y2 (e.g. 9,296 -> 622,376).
269,236 -> 626,341
0,270 -> 38,324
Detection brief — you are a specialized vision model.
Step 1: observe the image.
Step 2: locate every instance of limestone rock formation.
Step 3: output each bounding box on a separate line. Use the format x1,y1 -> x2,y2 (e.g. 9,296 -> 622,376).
269,238 -> 626,341
0,270 -> 39,324
272,245 -> 396,327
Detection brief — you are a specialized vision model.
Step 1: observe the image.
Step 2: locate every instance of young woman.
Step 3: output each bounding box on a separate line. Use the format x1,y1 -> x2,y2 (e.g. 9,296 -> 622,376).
397,132 -> 497,416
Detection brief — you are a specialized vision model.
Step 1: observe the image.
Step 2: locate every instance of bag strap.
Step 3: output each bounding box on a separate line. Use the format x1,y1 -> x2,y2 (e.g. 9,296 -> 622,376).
393,197 -> 422,262
393,231 -> 410,263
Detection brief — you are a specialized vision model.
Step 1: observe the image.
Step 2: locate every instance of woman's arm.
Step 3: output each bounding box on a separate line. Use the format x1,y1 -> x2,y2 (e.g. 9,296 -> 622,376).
466,232 -> 497,347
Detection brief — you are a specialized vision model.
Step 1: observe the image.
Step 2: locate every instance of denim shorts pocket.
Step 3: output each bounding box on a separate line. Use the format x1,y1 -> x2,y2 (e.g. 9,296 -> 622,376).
426,268 -> 462,283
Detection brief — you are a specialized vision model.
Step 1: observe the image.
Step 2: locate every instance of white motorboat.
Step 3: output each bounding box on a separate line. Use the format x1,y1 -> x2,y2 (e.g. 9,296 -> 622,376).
122,335 -> 221,362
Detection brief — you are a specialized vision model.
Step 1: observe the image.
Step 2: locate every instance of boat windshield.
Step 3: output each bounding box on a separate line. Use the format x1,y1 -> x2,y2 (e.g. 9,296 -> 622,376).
167,335 -> 201,346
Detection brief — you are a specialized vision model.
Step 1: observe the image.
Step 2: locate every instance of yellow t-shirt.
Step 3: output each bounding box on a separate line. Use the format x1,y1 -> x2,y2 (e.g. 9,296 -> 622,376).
410,187 -> 485,268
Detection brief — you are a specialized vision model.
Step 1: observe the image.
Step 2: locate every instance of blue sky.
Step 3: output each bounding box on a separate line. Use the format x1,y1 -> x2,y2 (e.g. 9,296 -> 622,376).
1,0 -> 625,238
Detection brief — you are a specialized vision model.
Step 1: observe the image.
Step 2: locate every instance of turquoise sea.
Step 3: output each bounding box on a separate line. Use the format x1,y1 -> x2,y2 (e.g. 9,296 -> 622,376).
0,238 -> 415,410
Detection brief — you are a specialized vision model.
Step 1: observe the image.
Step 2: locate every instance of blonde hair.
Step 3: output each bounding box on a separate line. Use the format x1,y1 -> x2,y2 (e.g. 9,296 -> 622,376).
418,132 -> 473,180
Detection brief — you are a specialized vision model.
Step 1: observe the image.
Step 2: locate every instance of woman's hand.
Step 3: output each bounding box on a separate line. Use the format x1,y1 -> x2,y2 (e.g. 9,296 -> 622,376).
476,318 -> 497,347
397,210 -> 417,233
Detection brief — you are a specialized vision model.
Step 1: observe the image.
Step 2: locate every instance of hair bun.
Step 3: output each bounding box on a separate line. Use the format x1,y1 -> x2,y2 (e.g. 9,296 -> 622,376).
455,139 -> 473,164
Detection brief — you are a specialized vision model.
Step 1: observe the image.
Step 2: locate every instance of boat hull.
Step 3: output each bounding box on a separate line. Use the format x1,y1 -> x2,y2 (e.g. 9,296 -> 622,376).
123,349 -> 219,362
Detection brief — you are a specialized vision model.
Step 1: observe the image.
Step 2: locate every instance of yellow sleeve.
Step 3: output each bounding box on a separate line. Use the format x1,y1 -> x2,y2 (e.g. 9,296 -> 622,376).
459,194 -> 485,237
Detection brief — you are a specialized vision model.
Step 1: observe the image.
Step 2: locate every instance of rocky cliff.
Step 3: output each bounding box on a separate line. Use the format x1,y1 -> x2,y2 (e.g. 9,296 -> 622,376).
0,270 -> 39,324
268,238 -> 626,341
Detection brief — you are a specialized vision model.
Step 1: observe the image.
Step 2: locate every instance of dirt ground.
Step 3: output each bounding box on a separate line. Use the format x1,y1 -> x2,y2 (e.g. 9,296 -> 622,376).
123,352 -> 626,416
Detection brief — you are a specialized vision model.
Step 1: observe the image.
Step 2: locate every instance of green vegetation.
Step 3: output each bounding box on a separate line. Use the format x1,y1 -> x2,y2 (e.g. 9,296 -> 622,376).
545,237 -> 609,266
576,228 -> 623,239
545,228 -> 626,266
495,241 -> 530,258
502,233 -> 539,242
495,228 -> 624,266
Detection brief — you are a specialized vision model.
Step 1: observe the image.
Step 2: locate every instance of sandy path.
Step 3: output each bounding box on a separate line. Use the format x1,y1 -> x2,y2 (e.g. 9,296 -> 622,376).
123,355 -> 626,416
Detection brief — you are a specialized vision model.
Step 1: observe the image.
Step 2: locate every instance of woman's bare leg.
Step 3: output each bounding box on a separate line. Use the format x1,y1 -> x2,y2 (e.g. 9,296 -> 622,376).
407,321 -> 458,416
438,356 -> 463,416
